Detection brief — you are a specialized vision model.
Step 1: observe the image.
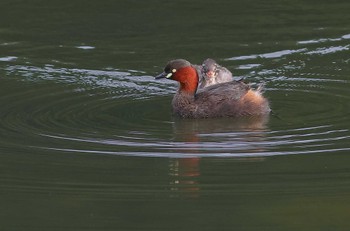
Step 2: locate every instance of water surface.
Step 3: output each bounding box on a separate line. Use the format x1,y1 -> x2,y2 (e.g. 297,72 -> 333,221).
1,0 -> 350,230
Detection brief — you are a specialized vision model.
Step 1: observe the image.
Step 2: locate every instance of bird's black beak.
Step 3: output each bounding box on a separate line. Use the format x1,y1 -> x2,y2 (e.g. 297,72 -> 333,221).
155,72 -> 167,79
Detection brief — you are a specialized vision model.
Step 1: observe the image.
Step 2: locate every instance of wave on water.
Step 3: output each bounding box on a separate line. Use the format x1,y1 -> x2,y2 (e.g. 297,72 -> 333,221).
3,64 -> 176,98
226,33 -> 350,61
297,33 -> 350,44
0,33 -> 350,159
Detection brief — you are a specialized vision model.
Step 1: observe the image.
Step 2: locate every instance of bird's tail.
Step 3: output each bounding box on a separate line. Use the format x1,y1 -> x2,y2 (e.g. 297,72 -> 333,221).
256,82 -> 265,93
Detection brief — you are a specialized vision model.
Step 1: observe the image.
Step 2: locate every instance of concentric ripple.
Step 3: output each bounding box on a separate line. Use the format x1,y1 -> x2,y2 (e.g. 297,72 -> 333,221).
1,34 -> 350,158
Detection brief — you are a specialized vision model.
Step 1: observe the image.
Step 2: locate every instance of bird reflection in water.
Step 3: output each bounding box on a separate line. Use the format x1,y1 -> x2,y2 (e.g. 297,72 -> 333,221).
168,115 -> 269,198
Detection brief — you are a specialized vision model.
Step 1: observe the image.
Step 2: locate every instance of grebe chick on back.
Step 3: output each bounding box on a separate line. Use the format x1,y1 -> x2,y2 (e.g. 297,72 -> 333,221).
197,58 -> 233,88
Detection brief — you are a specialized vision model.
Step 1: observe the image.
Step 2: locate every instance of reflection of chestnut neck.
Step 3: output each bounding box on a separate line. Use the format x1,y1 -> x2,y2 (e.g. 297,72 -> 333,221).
178,158 -> 200,177
169,158 -> 200,198
170,158 -> 200,177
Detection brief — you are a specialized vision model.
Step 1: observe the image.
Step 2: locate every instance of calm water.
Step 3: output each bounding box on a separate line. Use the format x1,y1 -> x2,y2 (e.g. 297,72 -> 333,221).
1,0 -> 350,230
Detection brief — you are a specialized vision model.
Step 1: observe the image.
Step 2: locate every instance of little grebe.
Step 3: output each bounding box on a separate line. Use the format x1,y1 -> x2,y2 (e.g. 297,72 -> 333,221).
156,59 -> 270,119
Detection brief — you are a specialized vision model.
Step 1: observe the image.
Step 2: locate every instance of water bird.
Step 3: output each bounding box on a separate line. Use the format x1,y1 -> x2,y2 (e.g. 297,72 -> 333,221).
195,58 -> 233,88
155,59 -> 270,119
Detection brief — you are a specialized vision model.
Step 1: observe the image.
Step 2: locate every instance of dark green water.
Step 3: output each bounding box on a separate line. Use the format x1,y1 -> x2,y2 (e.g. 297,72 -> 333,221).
1,0 -> 350,230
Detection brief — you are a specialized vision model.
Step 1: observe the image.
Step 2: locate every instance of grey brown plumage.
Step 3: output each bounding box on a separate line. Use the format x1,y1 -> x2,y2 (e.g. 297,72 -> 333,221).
156,59 -> 270,119
198,58 -> 233,88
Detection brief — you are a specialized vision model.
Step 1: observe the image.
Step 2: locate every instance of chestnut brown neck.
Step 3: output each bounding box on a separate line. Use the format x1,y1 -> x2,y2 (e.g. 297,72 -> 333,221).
172,66 -> 199,95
